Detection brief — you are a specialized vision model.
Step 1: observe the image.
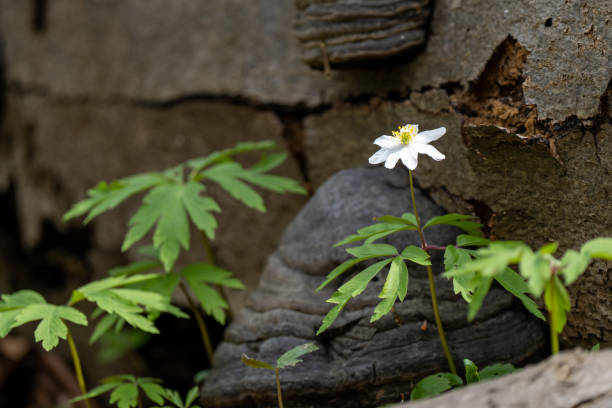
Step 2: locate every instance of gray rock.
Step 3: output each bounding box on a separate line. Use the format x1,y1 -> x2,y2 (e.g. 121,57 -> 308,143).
1,0 -> 609,120
401,349 -> 612,408
201,167 -> 546,408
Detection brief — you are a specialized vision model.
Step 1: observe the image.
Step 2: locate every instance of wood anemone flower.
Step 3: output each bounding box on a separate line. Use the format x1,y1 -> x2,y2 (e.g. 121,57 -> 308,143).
368,124 -> 446,170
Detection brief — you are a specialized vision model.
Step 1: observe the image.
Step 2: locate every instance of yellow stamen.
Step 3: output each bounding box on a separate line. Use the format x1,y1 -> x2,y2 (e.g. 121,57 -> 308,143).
392,124 -> 418,144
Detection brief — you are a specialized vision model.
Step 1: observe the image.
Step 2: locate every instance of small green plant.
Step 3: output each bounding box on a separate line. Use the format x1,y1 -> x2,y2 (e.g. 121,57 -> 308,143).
445,238 -> 612,354
155,386 -> 201,408
241,343 -> 319,408
410,359 -> 516,400
71,375 -> 167,408
63,140 -> 305,363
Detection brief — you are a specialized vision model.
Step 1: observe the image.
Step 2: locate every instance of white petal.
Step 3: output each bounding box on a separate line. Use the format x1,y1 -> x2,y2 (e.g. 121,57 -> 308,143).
374,135 -> 402,149
369,147 -> 392,164
413,143 -> 446,161
414,127 -> 446,144
384,151 -> 401,169
399,147 -> 418,170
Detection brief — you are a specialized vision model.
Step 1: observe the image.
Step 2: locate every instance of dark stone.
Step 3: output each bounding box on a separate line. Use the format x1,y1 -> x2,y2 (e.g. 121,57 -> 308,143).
201,167 -> 546,408
294,0 -> 430,68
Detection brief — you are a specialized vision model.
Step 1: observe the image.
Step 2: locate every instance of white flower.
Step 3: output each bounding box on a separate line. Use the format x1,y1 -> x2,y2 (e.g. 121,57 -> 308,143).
368,124 -> 446,170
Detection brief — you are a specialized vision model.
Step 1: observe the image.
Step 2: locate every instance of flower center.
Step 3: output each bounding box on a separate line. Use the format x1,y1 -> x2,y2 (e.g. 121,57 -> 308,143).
392,124 -> 418,144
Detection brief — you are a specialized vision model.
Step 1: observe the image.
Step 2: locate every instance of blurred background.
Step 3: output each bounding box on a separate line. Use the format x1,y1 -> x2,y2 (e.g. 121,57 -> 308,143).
0,0 -> 610,407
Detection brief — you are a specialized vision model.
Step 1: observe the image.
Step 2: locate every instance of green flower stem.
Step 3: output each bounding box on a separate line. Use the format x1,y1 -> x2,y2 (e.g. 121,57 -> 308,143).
66,328 -> 91,408
179,282 -> 215,364
547,280 -> 559,355
275,368 -> 284,408
199,230 -> 234,322
409,171 -> 457,375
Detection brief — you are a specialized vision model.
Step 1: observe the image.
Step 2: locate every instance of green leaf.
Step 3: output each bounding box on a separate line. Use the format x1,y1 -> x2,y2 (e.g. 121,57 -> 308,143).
89,313 -> 119,344
375,215 -> 417,226
581,238 -> 612,260
182,182 -> 221,240
334,222 -> 413,247
559,250 -> 591,285
495,268 -> 545,321
371,257 -> 406,322
444,246 -> 475,302
519,250 -> 551,296
396,257 -> 409,302
74,274 -> 178,334
276,343 -> 319,369
456,235 -> 490,247
181,263 -> 244,325
63,173 -> 166,223
0,291 -> 87,351
346,244 -> 398,258
467,276 -> 493,321
423,213 -> 483,237
317,258 -> 367,292
410,373 -> 463,400
478,363 -> 516,380
184,386 -> 200,407
463,359 -> 480,384
591,343 -> 600,352
71,382 -> 119,402
317,259 -> 393,334
538,242 -> 558,255
241,354 -> 275,370
139,381 -> 166,405
109,260 -> 163,277
202,162 -> 265,212
187,140 -> 278,173
544,276 -> 571,334
110,383 -> 138,408
401,212 -> 418,226
400,245 -> 431,266
122,184 -> 191,271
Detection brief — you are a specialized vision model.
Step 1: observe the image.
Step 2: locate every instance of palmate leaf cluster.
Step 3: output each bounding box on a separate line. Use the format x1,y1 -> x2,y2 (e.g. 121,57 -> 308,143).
0,290 -> 87,351
63,141 -> 306,272
445,238 -> 612,333
410,359 -> 516,400
71,375 -> 201,408
316,213 -> 485,334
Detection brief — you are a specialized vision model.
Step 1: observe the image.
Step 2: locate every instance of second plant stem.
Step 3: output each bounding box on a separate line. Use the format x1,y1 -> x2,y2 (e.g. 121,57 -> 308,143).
547,278 -> 560,355
179,282 -> 214,364
275,368 -> 284,408
409,171 -> 457,375
66,328 -> 92,408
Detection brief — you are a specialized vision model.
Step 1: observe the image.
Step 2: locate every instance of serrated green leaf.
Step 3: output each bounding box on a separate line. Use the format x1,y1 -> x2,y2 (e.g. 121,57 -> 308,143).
400,245 -> 431,266
64,173 -> 166,223
410,373 -> 463,400
316,300 -> 348,335
346,244 -> 398,258
110,382 -> 138,408
90,314 -> 119,344
187,140 -> 278,173
11,303 -> 88,351
240,173 -> 306,195
495,268 -> 545,321
202,162 -> 266,212
375,215 -> 417,226
401,212 -> 418,226
0,290 -> 47,337
71,382 -> 119,402
109,260 -> 163,277
334,222 -> 412,247
456,235 -> 490,247
463,359 -> 480,384
317,258 -> 365,291
478,363 -> 516,380
545,276 -> 570,334
181,263 -> 243,325
396,257 -> 409,302
74,274 -> 177,334
249,152 -> 287,173
276,343 -> 319,369
241,354 -> 275,370
182,182 -> 221,240
184,386 -> 200,407
423,213 -> 483,237
581,238 -> 612,260
140,382 -> 166,405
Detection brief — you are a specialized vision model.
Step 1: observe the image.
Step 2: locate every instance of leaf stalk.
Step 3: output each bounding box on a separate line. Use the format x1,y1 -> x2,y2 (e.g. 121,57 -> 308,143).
66,328 -> 91,408
179,282 -> 215,364
275,368 -> 284,408
409,171 -> 456,375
